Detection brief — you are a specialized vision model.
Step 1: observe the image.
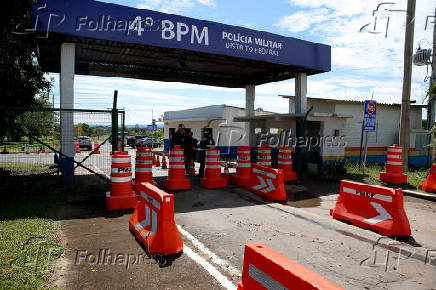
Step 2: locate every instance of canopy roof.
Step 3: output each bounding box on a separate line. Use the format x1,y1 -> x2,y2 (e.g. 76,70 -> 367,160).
33,0 -> 331,88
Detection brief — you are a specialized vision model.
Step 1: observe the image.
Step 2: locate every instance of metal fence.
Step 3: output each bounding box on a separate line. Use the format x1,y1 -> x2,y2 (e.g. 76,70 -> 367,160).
0,107 -> 125,181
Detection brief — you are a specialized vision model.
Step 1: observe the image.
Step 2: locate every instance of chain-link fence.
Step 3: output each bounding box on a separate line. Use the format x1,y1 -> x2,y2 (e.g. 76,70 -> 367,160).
0,107 -> 125,181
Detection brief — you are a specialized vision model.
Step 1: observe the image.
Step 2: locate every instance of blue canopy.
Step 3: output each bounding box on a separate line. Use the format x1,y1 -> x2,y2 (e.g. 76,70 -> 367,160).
33,0 -> 331,87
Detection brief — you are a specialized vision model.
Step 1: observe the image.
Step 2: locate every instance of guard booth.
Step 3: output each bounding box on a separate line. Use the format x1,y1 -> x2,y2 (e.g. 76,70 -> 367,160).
32,0 -> 331,182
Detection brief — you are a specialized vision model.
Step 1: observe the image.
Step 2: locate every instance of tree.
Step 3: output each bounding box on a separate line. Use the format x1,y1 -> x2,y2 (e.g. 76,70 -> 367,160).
13,95 -> 56,143
0,0 -> 52,143
134,124 -> 141,134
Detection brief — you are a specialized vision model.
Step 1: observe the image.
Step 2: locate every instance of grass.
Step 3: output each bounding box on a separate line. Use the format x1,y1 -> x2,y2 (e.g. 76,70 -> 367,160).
342,162 -> 429,191
0,164 -> 63,289
1,140 -> 60,153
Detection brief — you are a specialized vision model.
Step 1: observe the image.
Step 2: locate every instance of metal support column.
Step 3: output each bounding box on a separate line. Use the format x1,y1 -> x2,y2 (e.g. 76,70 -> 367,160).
112,90 -> 119,154
60,43 -> 75,184
295,73 -> 307,114
245,85 -> 256,147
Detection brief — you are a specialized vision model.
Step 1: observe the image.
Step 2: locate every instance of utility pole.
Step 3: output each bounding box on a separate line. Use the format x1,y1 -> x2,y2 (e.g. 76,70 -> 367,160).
428,8 -> 436,164
399,0 -> 416,172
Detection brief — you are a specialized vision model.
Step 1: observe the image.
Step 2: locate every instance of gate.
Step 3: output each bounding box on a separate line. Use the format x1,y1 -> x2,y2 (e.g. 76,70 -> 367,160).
0,106 -> 126,183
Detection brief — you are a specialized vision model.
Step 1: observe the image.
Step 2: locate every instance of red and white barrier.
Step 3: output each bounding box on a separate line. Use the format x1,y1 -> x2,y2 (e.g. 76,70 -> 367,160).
330,180 -> 411,236
245,164 -> 287,201
238,243 -> 343,290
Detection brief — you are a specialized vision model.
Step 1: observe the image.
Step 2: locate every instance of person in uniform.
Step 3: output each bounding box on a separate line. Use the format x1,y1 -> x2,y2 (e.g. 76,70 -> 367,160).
184,130 -> 194,174
199,130 -> 215,178
170,124 -> 185,148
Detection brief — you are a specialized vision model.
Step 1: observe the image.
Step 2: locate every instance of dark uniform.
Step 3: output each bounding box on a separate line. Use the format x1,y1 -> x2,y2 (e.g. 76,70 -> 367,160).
170,131 -> 184,148
184,133 -> 194,173
199,134 -> 215,178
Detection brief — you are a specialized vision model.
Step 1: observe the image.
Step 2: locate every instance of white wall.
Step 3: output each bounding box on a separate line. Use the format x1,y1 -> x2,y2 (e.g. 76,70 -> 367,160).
335,103 -> 423,148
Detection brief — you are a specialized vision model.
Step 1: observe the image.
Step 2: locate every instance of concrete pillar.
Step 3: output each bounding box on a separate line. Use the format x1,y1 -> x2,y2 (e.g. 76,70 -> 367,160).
245,85 -> 256,146
295,73 -> 307,114
60,43 -> 75,183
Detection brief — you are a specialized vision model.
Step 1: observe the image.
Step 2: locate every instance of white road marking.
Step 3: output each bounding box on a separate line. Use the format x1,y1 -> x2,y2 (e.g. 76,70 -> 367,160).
183,245 -> 236,290
177,225 -> 241,277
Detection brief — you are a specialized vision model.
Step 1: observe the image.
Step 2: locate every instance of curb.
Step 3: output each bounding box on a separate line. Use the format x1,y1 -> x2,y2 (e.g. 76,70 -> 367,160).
403,189 -> 436,202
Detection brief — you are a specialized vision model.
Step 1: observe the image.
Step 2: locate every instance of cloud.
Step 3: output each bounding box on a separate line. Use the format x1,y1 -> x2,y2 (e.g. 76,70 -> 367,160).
196,0 -> 216,7
274,8 -> 331,33
275,0 -> 435,106
136,0 -> 215,13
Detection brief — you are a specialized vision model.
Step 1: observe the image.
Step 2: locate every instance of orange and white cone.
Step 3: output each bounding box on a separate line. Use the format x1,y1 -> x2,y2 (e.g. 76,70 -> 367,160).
155,153 -> 161,167
161,153 -> 168,169
162,145 -> 191,190
199,146 -> 227,189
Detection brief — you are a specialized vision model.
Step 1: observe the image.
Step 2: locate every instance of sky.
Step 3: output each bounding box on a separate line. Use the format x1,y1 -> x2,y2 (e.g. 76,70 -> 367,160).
47,0 -> 435,124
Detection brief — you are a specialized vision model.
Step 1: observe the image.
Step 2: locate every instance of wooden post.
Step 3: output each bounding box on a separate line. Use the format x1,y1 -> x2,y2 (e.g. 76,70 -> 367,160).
399,0 -> 416,172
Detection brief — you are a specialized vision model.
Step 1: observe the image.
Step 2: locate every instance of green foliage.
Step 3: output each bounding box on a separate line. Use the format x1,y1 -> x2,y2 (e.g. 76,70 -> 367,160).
0,0 -> 52,143
147,128 -> 163,140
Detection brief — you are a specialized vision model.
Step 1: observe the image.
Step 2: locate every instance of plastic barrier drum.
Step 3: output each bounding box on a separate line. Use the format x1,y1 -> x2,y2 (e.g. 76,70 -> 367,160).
245,164 -> 287,201
106,151 -> 137,211
238,243 -> 343,290
93,142 -> 101,154
256,145 -> 271,167
129,182 -> 183,255
419,164 -> 436,192
330,180 -> 411,236
232,146 -> 251,186
162,145 -> 191,191
278,145 -> 296,182
135,147 -> 157,192
200,146 -> 227,189
379,144 -> 407,184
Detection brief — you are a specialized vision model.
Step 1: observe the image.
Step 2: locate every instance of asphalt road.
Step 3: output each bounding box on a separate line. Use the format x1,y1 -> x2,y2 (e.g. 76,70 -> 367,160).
4,151 -> 436,289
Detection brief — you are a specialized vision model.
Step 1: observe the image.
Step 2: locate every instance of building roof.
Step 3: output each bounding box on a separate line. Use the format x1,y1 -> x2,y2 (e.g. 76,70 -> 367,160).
280,95 -> 426,107
233,112 -> 352,122
33,0 -> 331,88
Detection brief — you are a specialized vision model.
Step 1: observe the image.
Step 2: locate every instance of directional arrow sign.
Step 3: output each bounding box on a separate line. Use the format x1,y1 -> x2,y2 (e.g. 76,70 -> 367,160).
253,176 -> 266,190
262,179 -> 275,193
252,176 -> 276,193
363,202 -> 392,225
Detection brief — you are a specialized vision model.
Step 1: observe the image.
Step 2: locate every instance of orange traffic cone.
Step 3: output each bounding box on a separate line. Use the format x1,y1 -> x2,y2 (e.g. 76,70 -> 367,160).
231,146 -> 251,186
152,152 -> 157,166
380,144 -> 407,184
75,144 -> 81,153
199,146 -> 227,189
93,142 -> 101,154
190,158 -> 196,176
223,162 -> 230,182
134,147 -> 157,193
257,145 -> 271,167
278,145 -> 296,182
155,153 -> 161,167
419,164 -> 436,192
106,151 -> 137,211
162,146 -> 191,190
161,153 -> 168,169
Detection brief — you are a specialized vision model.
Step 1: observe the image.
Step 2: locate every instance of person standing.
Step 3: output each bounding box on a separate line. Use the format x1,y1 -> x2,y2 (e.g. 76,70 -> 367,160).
170,124 -> 185,149
199,131 -> 215,178
184,130 -> 194,174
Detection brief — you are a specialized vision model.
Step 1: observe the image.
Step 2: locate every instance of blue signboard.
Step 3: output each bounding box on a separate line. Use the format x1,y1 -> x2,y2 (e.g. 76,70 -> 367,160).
32,0 -> 330,71
363,100 -> 377,132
